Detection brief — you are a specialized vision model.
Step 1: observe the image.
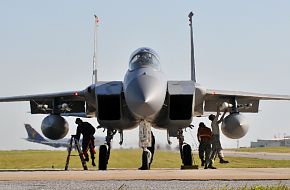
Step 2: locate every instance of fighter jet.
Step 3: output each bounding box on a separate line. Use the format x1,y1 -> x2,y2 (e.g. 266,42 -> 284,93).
1,12 -> 290,170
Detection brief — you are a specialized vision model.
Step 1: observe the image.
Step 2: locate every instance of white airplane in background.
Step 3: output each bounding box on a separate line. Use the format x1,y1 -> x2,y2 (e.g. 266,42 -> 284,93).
24,124 -> 105,148
1,12 -> 290,170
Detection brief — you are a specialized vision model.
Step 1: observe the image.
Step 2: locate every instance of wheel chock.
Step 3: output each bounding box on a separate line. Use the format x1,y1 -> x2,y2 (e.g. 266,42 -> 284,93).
181,165 -> 199,170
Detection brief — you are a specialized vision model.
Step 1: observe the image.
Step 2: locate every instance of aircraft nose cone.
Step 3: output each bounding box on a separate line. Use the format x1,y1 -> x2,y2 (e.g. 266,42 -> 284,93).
130,88 -> 154,116
125,75 -> 166,119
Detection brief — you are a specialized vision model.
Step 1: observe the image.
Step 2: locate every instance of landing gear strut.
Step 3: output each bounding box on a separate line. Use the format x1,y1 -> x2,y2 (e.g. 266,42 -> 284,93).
177,129 -> 194,169
139,121 -> 154,170
98,129 -> 117,170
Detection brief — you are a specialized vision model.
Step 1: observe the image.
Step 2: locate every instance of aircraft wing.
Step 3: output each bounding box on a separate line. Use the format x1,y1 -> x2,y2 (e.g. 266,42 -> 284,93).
0,91 -> 85,102
0,81 -> 123,117
204,89 -> 290,113
0,90 -> 86,115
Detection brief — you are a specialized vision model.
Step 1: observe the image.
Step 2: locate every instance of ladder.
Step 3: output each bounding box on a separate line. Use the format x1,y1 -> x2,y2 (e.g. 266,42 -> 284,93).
65,135 -> 88,170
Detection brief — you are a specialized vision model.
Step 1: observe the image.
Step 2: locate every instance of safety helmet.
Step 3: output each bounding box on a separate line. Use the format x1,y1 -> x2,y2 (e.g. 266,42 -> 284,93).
75,118 -> 82,124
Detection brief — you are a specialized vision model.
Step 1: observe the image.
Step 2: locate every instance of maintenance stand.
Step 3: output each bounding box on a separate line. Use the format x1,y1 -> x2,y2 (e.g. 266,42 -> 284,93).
65,135 -> 88,170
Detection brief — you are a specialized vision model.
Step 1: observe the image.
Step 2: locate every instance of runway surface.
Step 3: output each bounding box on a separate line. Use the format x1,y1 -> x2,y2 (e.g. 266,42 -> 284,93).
1,168 -> 289,189
0,168 -> 290,190
1,179 -> 289,190
0,168 -> 289,180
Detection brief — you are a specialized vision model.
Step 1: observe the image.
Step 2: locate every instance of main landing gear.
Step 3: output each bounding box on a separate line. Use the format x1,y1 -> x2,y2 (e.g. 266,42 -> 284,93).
177,129 -> 192,167
177,128 -> 198,169
98,129 -> 117,170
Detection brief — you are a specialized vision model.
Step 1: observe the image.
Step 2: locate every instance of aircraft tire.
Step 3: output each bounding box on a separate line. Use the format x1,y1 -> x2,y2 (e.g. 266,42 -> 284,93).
141,149 -> 151,170
182,144 -> 193,166
99,145 -> 108,170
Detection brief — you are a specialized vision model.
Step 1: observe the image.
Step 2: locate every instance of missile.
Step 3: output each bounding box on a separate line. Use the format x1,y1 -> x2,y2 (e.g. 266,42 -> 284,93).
219,102 -> 233,111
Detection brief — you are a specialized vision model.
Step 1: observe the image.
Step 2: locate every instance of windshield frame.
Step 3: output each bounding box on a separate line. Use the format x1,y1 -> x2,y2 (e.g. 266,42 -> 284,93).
129,49 -> 160,71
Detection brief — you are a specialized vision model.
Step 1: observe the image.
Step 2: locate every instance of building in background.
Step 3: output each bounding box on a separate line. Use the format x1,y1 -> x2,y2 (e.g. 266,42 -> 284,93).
251,136 -> 290,147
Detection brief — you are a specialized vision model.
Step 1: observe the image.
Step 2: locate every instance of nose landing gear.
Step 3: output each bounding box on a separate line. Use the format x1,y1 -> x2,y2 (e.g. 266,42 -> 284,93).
139,148 -> 152,170
139,120 -> 155,170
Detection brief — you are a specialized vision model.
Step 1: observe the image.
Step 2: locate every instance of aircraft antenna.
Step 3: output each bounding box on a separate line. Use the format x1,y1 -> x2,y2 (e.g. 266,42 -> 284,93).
92,15 -> 99,84
188,12 -> 196,82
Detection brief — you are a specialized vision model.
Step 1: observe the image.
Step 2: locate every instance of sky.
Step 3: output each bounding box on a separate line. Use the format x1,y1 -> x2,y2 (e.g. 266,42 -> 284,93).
0,0 -> 290,150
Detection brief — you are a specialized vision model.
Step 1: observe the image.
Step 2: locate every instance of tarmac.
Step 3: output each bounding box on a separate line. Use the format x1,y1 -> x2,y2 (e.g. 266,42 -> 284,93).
0,168 -> 290,190
0,168 -> 290,180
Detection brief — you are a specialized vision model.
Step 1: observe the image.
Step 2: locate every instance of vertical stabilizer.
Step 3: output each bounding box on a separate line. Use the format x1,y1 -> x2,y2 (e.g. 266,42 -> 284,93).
92,15 -> 99,84
24,124 -> 46,142
188,12 -> 196,82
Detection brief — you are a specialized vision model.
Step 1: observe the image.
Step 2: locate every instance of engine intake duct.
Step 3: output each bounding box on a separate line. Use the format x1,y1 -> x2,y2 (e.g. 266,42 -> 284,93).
169,95 -> 193,120
97,95 -> 121,120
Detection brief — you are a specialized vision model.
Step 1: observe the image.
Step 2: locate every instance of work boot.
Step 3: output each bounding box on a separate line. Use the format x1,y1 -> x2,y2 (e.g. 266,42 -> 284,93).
208,164 -> 217,169
219,159 -> 229,164
201,160 -> 205,166
204,163 -> 208,169
138,166 -> 147,170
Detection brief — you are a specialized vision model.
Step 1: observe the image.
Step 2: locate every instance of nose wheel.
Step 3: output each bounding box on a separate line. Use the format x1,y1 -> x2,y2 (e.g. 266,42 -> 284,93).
139,148 -> 152,170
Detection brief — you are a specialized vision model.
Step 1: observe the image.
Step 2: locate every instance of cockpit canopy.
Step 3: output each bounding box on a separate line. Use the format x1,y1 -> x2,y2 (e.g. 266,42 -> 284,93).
129,47 -> 160,71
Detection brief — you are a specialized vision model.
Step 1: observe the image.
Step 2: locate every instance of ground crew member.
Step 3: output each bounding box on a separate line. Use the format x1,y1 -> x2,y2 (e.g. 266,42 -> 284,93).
139,131 -> 155,170
208,107 -> 229,164
75,118 -> 96,166
197,122 -> 216,169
